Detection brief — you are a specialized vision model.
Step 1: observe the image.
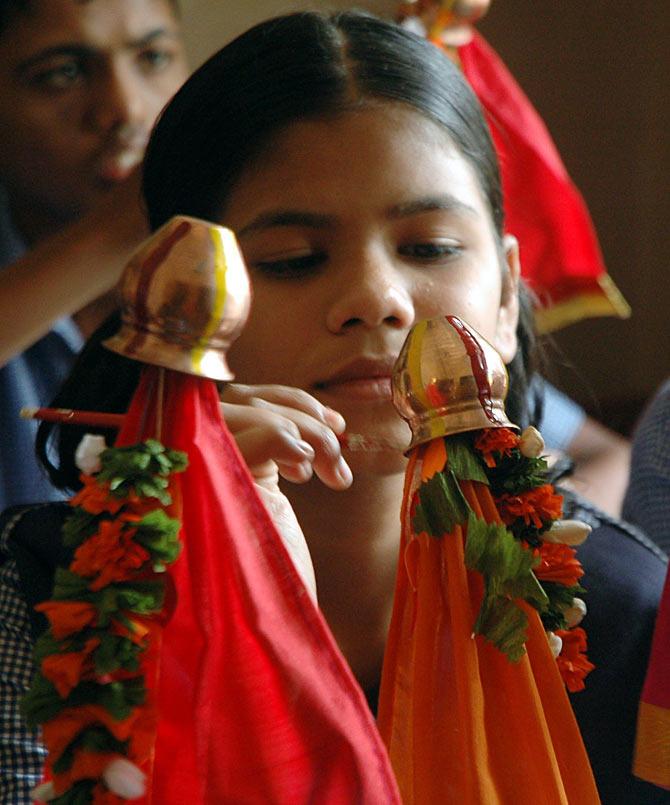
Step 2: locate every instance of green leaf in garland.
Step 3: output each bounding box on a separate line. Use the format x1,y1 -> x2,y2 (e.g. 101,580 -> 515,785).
52,567 -> 95,601
465,512 -> 547,608
485,453 -> 549,495
413,468 -> 470,537
93,580 -> 165,626
49,780 -> 96,805
23,675 -> 147,726
539,581 -> 586,631
94,633 -> 144,675
61,508 -> 101,548
22,673 -> 62,728
464,511 -> 548,660
134,508 -> 182,567
473,594 -> 529,663
115,580 -> 165,613
33,631 -> 66,667
444,435 -> 490,484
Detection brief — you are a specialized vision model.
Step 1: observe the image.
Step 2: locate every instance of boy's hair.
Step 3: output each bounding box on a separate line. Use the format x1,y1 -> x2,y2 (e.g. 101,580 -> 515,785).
0,0 -> 180,39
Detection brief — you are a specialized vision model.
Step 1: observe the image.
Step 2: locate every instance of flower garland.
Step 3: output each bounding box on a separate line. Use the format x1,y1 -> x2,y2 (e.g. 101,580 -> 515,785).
23,439 -> 187,804
411,426 -> 594,689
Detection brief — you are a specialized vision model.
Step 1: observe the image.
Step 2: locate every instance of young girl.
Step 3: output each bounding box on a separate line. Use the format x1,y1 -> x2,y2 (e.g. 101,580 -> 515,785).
2,11 -> 667,803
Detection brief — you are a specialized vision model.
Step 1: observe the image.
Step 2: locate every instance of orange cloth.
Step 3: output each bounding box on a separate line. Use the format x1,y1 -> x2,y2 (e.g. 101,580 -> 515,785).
377,449 -> 600,804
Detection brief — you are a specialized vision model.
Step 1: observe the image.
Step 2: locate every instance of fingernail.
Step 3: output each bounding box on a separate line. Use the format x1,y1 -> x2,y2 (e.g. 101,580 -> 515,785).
323,407 -> 346,433
335,457 -> 353,486
295,439 -> 315,459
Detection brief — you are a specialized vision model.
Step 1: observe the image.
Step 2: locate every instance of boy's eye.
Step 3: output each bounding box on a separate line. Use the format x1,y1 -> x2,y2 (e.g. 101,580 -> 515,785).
399,241 -> 461,261
254,252 -> 326,279
29,59 -> 84,91
138,48 -> 175,72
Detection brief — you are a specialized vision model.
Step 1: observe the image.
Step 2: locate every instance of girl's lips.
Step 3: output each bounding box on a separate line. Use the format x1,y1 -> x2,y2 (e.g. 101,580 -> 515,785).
314,356 -> 398,401
318,376 -> 393,401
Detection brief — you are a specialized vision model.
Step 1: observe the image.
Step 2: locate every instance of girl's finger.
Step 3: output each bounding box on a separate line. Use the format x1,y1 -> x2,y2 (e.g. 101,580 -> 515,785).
222,399 -> 352,490
222,383 -> 346,433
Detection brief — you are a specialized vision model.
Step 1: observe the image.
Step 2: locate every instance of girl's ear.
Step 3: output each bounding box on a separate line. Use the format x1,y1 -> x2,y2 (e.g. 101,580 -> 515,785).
494,234 -> 521,363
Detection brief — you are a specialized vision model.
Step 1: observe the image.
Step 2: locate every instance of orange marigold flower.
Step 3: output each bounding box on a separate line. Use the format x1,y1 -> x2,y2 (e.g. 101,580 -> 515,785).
498,484 -> 563,528
70,475 -> 125,516
555,627 -> 595,692
35,601 -> 98,639
43,703 -> 142,761
474,427 -> 520,467
41,637 -> 100,698
71,520 -> 150,591
534,543 -> 584,587
421,438 -> 447,481
122,491 -> 165,519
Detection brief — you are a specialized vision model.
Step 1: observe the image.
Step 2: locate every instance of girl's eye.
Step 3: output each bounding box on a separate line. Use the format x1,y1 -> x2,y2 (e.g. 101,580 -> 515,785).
398,241 -> 462,261
253,252 -> 327,279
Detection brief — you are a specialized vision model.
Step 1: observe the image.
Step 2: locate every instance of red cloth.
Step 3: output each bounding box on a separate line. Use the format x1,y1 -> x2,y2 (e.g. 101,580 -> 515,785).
459,33 -> 625,328
117,367 -> 399,804
634,566 -> 670,788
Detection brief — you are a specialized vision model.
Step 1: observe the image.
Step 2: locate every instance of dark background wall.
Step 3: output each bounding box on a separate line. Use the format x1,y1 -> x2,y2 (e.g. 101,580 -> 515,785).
479,2 -> 670,434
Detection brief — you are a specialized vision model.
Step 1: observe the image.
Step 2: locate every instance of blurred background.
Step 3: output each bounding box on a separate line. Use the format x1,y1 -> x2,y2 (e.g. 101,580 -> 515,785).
179,0 -> 670,435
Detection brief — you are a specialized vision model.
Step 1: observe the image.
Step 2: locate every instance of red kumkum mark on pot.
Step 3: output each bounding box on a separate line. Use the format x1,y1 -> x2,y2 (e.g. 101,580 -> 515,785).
126,219 -> 193,356
445,315 -> 502,426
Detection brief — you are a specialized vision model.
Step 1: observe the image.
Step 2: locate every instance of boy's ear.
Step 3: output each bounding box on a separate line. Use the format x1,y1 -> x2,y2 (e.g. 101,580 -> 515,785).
494,234 -> 521,363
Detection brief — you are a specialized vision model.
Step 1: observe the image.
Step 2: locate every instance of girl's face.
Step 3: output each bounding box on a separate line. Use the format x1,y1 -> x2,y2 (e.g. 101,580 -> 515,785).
222,104 -> 519,458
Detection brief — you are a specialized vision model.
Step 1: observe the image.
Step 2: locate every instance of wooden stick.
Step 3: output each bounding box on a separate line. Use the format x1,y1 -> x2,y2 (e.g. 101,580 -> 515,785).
20,407 -> 125,429
20,407 -> 406,451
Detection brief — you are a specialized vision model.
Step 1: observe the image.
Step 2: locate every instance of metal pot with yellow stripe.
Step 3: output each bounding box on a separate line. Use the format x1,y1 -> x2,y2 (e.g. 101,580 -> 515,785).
104,215 -> 251,380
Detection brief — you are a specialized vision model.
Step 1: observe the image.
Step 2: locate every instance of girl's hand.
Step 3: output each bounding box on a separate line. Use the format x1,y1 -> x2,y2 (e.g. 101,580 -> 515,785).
219,384 -> 354,599
220,384 -> 353,493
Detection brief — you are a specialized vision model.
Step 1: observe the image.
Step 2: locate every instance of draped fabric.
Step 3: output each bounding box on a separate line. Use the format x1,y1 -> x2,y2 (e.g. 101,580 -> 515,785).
377,447 -> 600,804
634,566 -> 670,790
459,33 -> 630,332
116,367 -> 400,804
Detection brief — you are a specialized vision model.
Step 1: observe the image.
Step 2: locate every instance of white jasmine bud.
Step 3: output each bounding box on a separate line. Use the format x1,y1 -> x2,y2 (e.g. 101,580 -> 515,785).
103,758 -> 146,799
74,434 -> 107,475
519,426 -> 545,458
547,631 -> 563,658
542,519 -> 591,546
564,597 -> 587,628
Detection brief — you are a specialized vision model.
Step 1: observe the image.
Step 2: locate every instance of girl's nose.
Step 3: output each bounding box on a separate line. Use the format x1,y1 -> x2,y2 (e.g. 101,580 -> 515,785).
325,255 -> 415,334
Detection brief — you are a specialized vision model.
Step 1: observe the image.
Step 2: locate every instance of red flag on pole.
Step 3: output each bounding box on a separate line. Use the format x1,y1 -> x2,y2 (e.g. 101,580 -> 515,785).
117,367 -> 400,804
459,32 -> 630,332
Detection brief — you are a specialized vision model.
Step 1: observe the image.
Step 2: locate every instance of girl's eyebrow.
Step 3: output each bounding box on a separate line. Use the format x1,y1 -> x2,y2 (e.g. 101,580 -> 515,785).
236,210 -> 335,237
235,195 -> 478,238
387,195 -> 479,219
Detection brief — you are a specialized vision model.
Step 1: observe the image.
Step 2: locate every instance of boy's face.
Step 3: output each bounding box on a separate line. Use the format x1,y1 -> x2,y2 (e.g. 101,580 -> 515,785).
0,0 -> 187,228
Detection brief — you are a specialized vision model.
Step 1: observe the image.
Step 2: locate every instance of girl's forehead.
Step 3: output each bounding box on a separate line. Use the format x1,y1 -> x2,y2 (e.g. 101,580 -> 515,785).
222,104 -> 488,224
261,103 -> 460,162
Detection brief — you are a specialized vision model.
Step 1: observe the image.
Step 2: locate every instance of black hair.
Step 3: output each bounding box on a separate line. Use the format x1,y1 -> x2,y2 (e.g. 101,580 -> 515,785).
37,10 -> 538,490
143,11 -> 502,234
